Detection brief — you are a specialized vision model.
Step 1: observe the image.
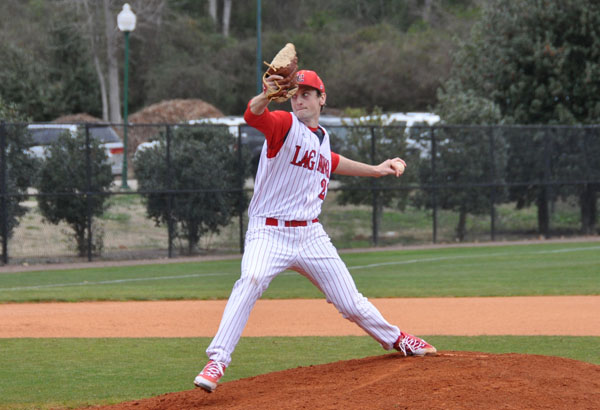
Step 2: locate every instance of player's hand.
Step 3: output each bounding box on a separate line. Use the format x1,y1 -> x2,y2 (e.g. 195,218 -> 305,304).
375,158 -> 406,177
262,74 -> 285,96
252,74 -> 286,113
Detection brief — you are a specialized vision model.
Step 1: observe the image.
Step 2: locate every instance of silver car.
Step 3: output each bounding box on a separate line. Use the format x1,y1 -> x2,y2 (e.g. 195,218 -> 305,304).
27,124 -> 124,176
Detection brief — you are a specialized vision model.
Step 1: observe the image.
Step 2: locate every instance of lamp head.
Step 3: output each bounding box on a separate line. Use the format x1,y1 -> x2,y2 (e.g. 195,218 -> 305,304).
117,3 -> 136,32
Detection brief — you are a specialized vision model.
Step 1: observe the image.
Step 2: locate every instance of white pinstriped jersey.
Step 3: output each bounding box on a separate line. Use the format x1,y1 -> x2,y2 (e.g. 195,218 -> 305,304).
248,113 -> 331,221
205,110 -> 403,369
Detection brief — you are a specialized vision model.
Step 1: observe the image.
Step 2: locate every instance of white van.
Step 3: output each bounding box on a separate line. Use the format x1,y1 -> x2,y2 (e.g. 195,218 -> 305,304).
319,112 -> 439,156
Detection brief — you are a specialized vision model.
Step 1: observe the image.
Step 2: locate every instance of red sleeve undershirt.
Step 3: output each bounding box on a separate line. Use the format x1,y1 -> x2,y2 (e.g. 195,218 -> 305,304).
243,100 -> 340,172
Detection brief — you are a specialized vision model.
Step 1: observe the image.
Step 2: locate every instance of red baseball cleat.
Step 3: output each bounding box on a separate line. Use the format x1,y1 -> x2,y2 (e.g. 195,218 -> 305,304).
194,360 -> 226,392
394,331 -> 437,356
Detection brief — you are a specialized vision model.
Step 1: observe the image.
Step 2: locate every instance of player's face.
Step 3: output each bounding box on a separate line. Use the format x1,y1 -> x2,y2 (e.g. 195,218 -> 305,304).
291,86 -> 326,126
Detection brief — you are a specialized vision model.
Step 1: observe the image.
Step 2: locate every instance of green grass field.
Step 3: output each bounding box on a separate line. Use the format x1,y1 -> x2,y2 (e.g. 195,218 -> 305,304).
1,241 -> 599,302
0,241 -> 599,409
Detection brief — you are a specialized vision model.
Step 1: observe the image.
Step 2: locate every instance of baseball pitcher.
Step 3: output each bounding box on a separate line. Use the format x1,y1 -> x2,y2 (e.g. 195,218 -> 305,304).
194,44 -> 435,393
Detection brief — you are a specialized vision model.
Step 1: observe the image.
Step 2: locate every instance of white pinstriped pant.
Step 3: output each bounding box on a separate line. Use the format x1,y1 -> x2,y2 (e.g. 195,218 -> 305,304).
206,218 -> 401,366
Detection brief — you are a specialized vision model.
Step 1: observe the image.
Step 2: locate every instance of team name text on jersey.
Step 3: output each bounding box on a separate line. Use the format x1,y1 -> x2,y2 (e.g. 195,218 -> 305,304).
290,145 -> 331,177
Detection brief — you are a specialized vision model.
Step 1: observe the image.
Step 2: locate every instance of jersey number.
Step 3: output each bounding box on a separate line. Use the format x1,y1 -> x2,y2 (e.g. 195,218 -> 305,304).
318,179 -> 327,200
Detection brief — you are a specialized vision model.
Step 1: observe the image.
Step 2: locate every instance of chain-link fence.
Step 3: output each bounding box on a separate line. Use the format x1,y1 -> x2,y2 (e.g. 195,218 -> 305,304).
1,121 -> 599,266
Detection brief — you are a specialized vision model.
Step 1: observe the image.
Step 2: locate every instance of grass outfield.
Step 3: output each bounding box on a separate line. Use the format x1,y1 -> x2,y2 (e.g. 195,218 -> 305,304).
0,241 -> 599,302
0,241 -> 598,409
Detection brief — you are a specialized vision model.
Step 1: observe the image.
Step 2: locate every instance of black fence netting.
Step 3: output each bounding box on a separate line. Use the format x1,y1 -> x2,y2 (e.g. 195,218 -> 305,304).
1,121 -> 598,266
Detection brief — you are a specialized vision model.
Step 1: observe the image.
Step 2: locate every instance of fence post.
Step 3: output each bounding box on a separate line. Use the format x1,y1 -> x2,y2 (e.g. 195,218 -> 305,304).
489,126 -> 497,241
370,126 -> 379,246
0,121 -> 7,264
430,126 -> 437,243
85,124 -> 93,261
542,129 -> 552,238
580,127 -> 595,234
166,124 -> 174,258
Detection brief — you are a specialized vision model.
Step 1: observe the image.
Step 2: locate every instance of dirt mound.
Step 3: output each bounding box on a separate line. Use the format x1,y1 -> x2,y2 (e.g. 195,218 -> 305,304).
129,99 -> 224,124
125,99 -> 224,151
87,352 -> 600,410
51,99 -> 223,127
52,113 -> 105,123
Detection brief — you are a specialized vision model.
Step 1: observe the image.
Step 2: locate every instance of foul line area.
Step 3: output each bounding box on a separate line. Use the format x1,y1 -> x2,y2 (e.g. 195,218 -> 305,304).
1,245 -> 598,292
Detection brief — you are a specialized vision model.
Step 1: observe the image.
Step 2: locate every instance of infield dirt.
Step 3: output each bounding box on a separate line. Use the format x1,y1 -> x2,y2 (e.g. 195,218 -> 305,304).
2,296 -> 600,337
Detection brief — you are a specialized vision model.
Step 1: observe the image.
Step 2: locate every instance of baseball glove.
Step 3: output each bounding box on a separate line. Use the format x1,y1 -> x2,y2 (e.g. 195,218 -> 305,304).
262,43 -> 299,102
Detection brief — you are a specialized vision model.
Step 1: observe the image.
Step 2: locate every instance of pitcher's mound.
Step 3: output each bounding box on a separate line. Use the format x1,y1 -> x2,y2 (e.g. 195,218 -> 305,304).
90,352 -> 600,409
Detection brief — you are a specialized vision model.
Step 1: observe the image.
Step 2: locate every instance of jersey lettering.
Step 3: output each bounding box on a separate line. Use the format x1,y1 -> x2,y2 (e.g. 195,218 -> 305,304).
290,145 -> 316,170
316,154 -> 330,178
291,145 -> 331,177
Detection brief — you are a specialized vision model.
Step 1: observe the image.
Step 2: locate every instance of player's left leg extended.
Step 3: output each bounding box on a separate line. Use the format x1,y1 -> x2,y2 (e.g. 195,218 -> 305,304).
293,223 -> 400,350
295,223 -> 436,356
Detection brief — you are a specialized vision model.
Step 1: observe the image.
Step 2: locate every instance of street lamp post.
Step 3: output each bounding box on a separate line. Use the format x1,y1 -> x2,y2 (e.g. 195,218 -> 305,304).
117,3 -> 136,189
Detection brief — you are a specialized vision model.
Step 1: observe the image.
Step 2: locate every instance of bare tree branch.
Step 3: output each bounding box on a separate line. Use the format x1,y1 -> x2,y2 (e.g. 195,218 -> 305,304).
104,0 -> 121,123
209,0 -> 217,24
41,0 -> 166,122
222,0 -> 231,37
82,0 -> 109,120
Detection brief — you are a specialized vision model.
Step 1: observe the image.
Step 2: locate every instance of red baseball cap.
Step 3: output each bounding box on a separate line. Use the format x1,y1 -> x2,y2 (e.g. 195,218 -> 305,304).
296,70 -> 325,93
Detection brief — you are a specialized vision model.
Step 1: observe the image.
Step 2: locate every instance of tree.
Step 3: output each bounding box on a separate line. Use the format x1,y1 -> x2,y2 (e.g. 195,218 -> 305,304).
319,24 -> 455,113
443,0 -> 600,235
48,22 -> 102,118
0,44 -> 52,121
334,110 -> 420,244
64,0 -> 166,122
553,126 -> 600,234
0,0 -> 480,117
36,131 -> 113,257
133,125 -> 247,254
0,12 -> 100,121
425,80 -> 506,241
148,0 -> 480,115
207,0 -> 232,37
0,98 -> 37,255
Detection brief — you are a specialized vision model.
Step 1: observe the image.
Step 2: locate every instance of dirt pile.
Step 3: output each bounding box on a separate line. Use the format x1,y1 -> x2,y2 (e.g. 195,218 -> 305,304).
52,113 -> 105,123
87,352 -> 600,410
52,99 -> 224,153
126,99 -> 224,151
129,99 -> 223,124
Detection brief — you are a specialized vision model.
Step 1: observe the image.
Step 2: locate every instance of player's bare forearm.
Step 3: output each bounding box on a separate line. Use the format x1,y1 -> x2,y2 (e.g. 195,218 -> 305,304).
333,155 -> 406,178
249,93 -> 270,115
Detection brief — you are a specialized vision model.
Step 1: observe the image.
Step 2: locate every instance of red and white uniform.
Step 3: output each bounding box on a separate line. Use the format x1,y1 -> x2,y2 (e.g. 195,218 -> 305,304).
249,112 -> 331,222
205,105 -> 400,366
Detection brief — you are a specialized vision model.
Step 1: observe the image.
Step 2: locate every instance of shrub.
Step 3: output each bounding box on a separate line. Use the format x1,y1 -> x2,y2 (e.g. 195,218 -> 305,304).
134,125 -> 248,254
36,130 -> 113,257
0,99 -> 37,257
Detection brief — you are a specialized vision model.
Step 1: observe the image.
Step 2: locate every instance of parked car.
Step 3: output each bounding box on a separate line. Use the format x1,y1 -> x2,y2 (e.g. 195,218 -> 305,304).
320,112 -> 440,156
26,124 -> 124,176
134,117 -> 265,177
188,117 -> 265,175
136,112 -> 440,173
